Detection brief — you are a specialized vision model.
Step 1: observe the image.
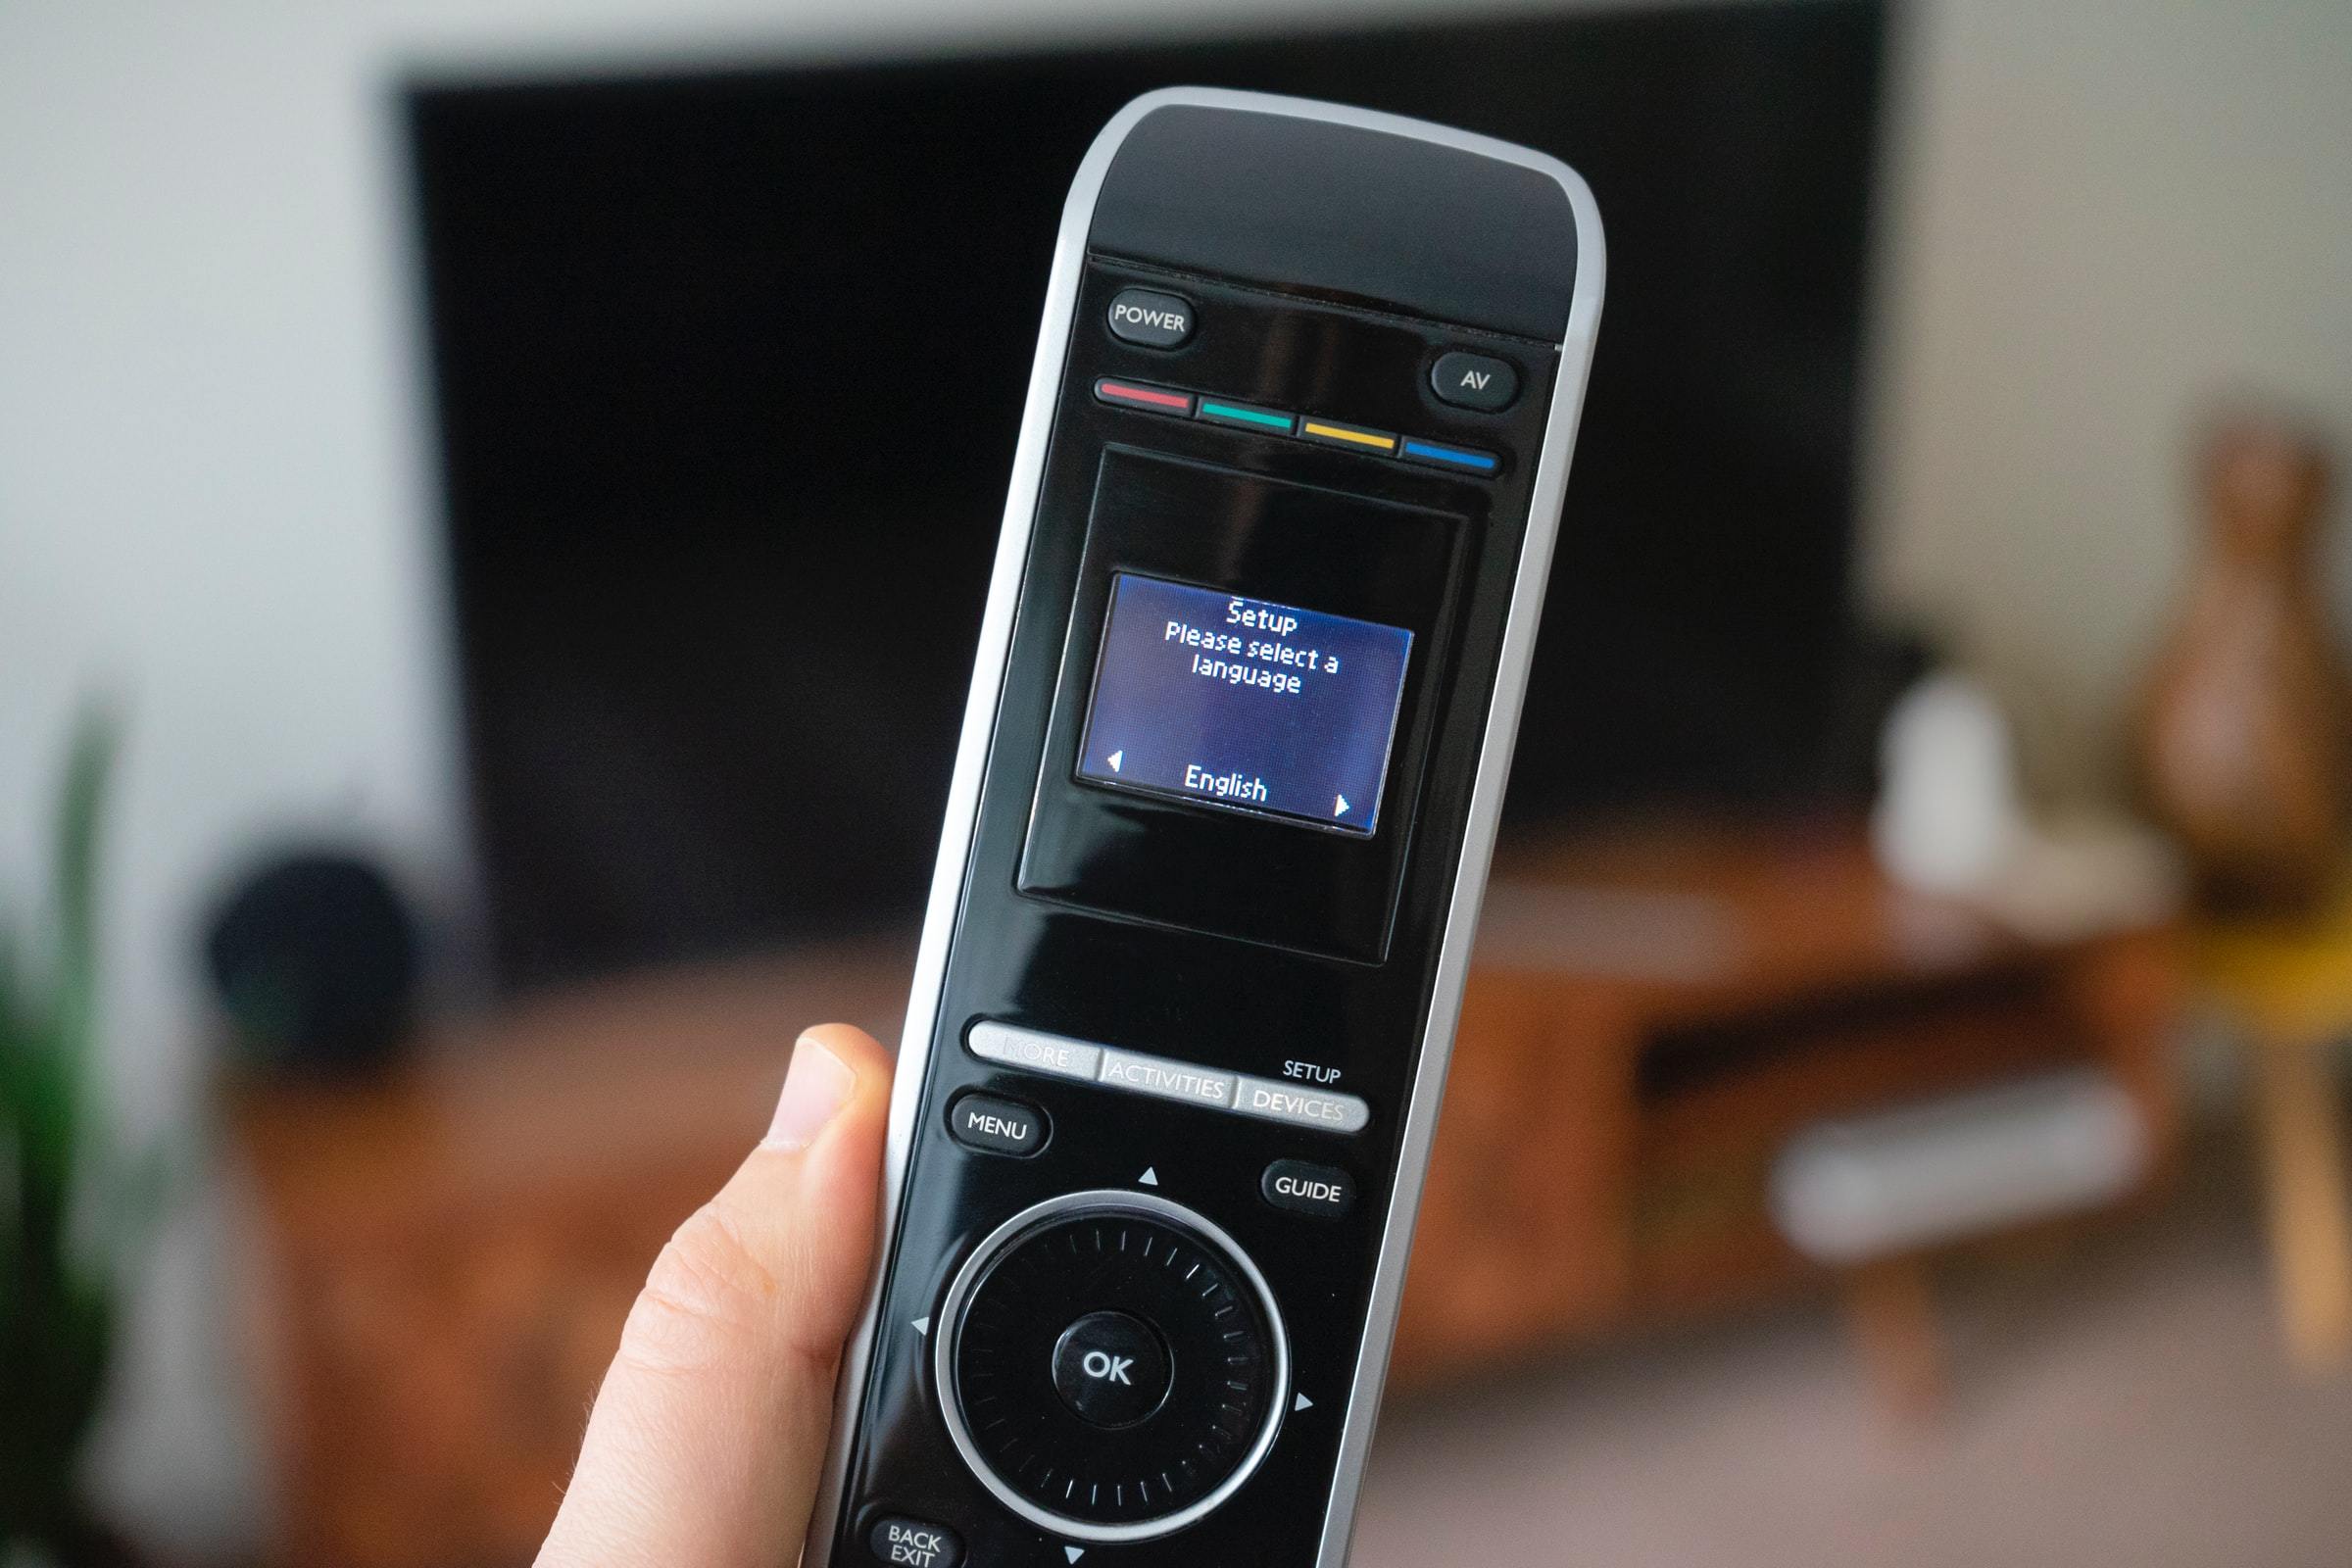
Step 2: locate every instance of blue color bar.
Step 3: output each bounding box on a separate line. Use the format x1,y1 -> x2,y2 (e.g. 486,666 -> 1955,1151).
1399,437 -> 1499,474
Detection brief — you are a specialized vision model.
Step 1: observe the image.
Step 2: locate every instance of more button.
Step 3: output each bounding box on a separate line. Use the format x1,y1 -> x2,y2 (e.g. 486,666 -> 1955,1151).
966,1020 -> 1101,1082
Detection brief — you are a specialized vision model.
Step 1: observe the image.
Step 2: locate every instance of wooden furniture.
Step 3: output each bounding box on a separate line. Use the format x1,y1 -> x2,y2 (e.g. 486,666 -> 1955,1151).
225,821 -> 2181,1567
1389,820 -> 2181,1400
222,942 -> 914,1568
2195,886 -> 2352,1369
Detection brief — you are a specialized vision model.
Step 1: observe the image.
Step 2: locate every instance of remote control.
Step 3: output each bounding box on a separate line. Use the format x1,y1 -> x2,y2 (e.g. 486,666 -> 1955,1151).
807,87 -> 1603,1568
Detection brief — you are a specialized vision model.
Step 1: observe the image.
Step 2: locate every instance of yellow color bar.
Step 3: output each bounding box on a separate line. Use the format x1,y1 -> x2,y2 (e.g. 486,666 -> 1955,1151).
1300,420 -> 1396,452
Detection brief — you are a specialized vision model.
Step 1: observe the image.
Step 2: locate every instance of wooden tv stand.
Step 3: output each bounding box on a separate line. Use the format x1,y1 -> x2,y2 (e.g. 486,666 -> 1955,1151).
224,818 -> 2178,1567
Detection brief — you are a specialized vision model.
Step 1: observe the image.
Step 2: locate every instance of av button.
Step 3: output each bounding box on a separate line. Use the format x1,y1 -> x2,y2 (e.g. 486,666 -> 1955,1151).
947,1092 -> 1046,1156
868,1515 -> 961,1567
1051,1309 -> 1172,1429
1262,1159 -> 1356,1219
1106,287 -> 1196,349
1430,350 -> 1519,412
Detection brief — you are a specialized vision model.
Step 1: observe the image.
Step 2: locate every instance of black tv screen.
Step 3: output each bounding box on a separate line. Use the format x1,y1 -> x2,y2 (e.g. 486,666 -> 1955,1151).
409,0 -> 1886,992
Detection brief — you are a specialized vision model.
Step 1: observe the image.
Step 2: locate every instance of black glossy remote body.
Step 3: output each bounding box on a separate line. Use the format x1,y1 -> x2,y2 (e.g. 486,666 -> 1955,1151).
807,88 -> 1603,1568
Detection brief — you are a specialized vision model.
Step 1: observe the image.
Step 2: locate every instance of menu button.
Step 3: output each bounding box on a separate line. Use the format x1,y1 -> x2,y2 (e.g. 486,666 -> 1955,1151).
948,1093 -> 1047,1157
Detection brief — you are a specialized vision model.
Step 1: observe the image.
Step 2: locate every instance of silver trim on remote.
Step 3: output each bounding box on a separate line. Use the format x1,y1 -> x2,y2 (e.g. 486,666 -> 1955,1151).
802,86 -> 1604,1568
930,1188 -> 1292,1544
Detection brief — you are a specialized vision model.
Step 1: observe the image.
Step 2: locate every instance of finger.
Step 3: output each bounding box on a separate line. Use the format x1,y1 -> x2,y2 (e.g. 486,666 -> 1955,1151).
537,1023 -> 893,1568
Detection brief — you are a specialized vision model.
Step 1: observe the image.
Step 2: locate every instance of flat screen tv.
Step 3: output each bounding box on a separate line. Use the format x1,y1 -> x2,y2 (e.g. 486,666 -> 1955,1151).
408,0 -> 1887,992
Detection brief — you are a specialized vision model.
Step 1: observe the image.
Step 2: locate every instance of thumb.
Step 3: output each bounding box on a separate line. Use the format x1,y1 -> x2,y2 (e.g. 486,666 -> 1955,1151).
538,1023 -> 893,1568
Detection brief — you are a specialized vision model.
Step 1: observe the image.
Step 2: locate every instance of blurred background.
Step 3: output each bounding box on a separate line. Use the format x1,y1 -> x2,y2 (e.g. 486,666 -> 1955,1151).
4,0 -> 2352,1564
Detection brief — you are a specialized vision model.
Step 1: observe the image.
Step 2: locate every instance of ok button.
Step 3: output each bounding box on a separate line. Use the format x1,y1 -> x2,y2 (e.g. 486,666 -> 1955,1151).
1050,1309 -> 1172,1429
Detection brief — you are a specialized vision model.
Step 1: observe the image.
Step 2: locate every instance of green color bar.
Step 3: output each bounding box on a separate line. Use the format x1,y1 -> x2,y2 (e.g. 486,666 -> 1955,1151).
1199,400 -> 1296,434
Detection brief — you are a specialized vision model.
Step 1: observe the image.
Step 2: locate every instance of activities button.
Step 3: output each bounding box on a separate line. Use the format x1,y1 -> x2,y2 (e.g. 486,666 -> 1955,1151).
1106,287 -> 1196,349
1261,1159 -> 1356,1218
947,1093 -> 1047,1157
1232,1076 -> 1371,1135
868,1514 -> 962,1567
1430,350 -> 1519,412
1099,1048 -> 1237,1109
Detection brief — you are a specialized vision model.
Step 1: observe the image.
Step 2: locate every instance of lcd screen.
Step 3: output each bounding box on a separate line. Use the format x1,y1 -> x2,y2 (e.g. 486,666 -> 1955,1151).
1074,573 -> 1413,835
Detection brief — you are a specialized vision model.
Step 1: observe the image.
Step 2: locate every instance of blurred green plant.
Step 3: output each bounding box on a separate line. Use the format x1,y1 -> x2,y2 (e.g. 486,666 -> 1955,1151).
2,709 -> 154,1566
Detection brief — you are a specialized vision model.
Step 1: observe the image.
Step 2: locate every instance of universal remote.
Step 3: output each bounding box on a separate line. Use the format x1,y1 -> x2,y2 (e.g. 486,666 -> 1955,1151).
807,86 -> 1604,1568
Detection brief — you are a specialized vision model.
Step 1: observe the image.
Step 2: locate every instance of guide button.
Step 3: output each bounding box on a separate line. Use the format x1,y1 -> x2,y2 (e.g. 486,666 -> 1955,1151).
868,1515 -> 962,1568
1106,287 -> 1196,349
1430,350 -> 1519,412
1261,1159 -> 1357,1218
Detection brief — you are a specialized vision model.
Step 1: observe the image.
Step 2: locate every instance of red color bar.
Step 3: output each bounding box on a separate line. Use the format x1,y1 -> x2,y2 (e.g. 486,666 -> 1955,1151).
1095,378 -> 1195,415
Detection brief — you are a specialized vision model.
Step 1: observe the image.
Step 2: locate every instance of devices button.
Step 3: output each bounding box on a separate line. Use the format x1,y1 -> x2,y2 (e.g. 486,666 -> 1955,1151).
947,1092 -> 1047,1156
966,1020 -> 1102,1082
1232,1075 -> 1372,1134
1051,1309 -> 1174,1428
1429,350 -> 1520,412
1260,1159 -> 1356,1219
868,1515 -> 962,1567
1106,287 -> 1196,348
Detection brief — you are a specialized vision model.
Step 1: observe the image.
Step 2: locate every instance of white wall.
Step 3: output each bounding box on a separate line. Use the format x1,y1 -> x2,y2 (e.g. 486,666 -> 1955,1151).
1867,0 -> 2352,796
3,0 -> 2350,1551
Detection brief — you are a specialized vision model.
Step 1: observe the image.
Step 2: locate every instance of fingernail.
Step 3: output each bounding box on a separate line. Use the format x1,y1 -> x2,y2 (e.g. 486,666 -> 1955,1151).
764,1035 -> 857,1151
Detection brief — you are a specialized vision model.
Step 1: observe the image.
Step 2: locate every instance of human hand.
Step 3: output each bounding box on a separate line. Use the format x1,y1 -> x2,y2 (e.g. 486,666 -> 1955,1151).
536,1023 -> 894,1567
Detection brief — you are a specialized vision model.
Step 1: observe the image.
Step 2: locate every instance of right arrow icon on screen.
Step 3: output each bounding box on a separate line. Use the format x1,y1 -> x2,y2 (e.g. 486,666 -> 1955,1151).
1107,750 -> 1123,773
1334,795 -> 1349,817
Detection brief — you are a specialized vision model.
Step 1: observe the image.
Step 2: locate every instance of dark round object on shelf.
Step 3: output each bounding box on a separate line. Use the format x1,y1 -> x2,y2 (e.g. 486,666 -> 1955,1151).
204,850 -> 420,1074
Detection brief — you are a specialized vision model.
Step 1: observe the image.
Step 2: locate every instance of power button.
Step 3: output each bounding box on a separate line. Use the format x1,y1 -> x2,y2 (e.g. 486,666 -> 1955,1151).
1107,287 -> 1196,349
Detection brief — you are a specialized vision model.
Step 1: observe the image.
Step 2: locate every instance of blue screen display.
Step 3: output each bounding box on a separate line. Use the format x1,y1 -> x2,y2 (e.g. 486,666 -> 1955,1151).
1075,573 -> 1414,835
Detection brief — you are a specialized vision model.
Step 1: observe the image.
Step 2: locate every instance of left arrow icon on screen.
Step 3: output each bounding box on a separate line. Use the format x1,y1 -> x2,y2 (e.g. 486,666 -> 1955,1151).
1107,750 -> 1123,773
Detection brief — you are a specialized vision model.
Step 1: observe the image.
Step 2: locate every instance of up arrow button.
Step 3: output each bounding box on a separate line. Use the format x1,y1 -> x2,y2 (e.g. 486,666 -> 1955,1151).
1430,350 -> 1519,413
